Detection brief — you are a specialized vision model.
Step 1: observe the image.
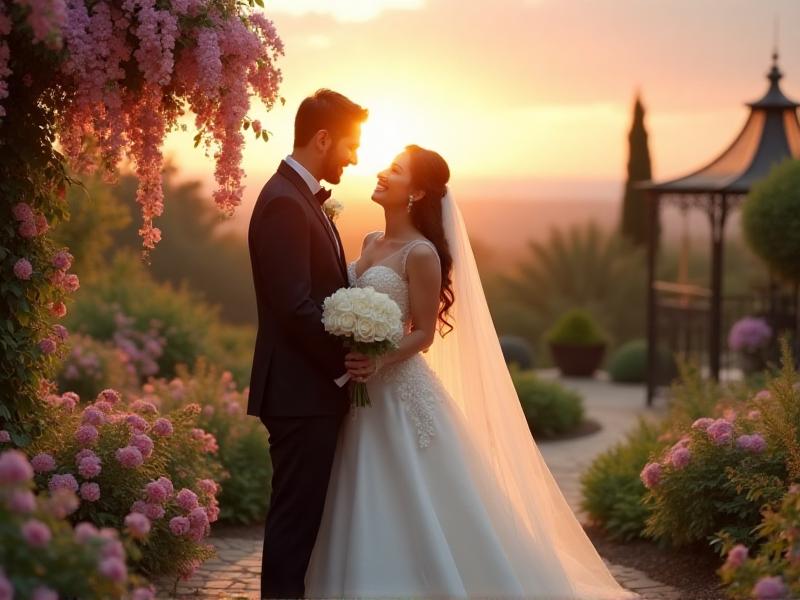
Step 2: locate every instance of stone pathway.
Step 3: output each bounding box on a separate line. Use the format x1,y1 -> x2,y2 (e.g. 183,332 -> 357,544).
157,373 -> 682,600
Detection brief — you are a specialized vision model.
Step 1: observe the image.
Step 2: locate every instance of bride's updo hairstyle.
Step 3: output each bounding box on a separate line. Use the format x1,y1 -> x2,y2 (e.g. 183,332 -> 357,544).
405,144 -> 454,336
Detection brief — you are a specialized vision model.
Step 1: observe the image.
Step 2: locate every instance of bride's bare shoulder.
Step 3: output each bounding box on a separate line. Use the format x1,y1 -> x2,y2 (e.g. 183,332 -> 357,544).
361,230 -> 383,251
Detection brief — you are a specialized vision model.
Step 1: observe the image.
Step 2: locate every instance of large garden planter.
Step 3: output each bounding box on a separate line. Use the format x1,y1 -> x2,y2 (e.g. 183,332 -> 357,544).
549,342 -> 606,377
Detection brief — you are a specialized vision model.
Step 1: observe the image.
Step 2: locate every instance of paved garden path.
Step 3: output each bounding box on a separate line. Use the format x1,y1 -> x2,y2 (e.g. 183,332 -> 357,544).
157,373 -> 683,600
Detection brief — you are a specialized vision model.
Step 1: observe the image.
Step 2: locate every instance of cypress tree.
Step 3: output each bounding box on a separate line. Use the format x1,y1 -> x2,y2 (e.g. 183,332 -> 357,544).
620,94 -> 655,246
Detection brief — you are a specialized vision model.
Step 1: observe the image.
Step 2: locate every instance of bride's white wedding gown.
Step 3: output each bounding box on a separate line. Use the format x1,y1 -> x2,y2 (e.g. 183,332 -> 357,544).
305,237 -> 637,600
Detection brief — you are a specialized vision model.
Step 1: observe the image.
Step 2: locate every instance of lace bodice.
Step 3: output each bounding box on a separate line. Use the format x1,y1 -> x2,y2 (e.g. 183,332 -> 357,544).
347,238 -> 444,448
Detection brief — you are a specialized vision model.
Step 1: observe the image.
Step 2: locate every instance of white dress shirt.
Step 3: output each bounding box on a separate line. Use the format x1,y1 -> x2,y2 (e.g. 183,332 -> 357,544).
284,155 -> 342,259
284,155 -> 350,388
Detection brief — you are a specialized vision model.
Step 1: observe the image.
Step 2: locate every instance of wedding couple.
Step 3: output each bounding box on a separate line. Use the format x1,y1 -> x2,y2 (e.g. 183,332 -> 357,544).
247,89 -> 638,600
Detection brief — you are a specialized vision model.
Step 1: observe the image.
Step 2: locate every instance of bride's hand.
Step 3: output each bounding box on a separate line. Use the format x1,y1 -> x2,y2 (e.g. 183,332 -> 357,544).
345,352 -> 378,382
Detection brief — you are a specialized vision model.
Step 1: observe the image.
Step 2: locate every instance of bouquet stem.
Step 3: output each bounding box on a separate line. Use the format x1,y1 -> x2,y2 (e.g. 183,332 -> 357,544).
351,381 -> 371,408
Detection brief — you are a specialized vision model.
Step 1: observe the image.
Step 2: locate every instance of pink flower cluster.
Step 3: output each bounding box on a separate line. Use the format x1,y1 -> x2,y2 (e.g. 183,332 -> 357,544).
26,0 -> 285,251
736,433 -> 767,454
640,462 -> 662,490
706,419 -> 734,445
11,202 -> 49,239
752,575 -> 788,599
113,311 -> 164,379
191,427 -> 218,454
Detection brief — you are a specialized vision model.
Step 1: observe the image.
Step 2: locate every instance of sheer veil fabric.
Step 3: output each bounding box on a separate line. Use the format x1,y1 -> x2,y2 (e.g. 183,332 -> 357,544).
421,190 -> 637,599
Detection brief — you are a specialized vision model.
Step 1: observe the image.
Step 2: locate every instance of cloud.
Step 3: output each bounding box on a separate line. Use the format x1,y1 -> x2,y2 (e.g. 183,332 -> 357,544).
267,0 -> 424,23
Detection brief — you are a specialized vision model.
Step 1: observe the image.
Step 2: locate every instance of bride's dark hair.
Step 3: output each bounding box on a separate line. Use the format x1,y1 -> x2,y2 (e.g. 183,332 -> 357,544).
405,144 -> 454,336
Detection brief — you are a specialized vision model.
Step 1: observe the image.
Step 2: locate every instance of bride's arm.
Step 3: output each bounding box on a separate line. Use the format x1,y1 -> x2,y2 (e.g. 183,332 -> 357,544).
346,244 -> 441,380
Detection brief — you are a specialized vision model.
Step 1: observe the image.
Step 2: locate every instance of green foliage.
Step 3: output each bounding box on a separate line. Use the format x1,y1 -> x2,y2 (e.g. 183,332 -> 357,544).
153,360 -> 271,526
718,484 -> 800,599
607,339 -> 648,383
51,175 -> 132,282
28,392 -> 223,578
742,159 -> 800,283
619,94 -> 655,247
0,24 -> 73,438
500,335 -> 534,370
580,418 -> 665,540
545,308 -> 608,347
65,251 -> 255,385
497,222 -> 644,358
511,370 -> 584,438
107,170 -> 257,325
0,452 -> 142,598
607,339 -> 676,384
644,341 -> 800,553
56,333 -> 133,401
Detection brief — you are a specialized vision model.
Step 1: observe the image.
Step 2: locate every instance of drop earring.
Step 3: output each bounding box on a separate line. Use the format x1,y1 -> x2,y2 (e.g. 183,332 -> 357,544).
407,195 -> 414,213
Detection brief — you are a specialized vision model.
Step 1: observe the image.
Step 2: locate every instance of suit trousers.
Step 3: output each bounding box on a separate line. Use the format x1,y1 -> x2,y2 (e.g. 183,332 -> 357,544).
259,413 -> 344,599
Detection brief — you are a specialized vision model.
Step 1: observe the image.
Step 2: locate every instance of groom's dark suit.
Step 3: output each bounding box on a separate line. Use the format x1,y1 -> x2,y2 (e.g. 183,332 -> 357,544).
247,160 -> 349,599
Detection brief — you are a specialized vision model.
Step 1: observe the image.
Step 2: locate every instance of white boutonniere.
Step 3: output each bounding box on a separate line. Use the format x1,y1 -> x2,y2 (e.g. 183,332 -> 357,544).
323,197 -> 344,222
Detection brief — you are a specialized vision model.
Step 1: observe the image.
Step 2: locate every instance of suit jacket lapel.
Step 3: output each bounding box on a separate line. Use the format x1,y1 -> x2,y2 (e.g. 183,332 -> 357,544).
278,161 -> 348,283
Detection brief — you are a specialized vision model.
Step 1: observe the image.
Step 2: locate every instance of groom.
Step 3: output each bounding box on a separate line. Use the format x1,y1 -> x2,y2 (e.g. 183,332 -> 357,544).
246,89 -> 369,599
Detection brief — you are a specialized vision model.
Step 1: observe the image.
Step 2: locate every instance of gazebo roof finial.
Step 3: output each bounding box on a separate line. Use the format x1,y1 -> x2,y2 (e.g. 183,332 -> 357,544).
748,49 -> 797,109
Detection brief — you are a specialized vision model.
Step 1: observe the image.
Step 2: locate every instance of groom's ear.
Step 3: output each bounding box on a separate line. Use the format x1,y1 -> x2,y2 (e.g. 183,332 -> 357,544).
314,129 -> 333,154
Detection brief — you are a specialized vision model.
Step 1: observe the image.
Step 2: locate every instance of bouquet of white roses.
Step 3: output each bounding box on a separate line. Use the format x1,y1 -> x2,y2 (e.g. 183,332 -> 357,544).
322,286 -> 404,407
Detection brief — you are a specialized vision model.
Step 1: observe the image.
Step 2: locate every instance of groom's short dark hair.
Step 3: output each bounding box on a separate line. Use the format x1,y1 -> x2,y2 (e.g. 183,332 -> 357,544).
294,89 -> 368,147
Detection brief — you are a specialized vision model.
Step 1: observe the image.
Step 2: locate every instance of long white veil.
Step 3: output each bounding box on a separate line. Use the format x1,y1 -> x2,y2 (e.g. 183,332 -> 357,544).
424,190 -> 635,599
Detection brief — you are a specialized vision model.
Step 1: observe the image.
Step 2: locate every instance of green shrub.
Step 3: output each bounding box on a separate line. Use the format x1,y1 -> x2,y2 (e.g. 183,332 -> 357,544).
153,360 -> 271,525
718,483 -> 800,599
742,159 -> 800,283
0,449 -> 148,599
642,342 -> 800,553
512,370 -> 584,438
56,333 -> 133,401
607,340 -> 648,383
500,335 -> 534,369
66,252 -> 255,386
26,388 -> 223,579
545,308 -> 608,347
580,417 -> 665,540
607,339 -> 677,384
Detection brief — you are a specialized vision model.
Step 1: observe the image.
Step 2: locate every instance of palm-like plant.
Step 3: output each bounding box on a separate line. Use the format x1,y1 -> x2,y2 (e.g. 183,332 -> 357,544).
496,222 -> 646,356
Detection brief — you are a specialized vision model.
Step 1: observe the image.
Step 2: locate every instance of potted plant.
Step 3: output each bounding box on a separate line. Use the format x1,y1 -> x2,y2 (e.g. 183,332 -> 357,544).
727,316 -> 773,375
546,309 -> 608,377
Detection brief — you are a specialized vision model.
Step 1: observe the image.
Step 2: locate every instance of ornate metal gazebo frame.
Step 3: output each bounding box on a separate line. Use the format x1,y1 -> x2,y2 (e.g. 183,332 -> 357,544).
643,53 -> 800,405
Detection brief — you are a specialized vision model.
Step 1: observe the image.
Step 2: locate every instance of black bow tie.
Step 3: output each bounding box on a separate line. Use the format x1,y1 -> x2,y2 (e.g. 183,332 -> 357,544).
314,187 -> 332,205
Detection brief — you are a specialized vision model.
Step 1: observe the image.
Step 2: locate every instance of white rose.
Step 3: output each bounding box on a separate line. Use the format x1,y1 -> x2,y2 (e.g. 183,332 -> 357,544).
338,312 -> 357,334
354,318 -> 377,343
373,321 -> 390,341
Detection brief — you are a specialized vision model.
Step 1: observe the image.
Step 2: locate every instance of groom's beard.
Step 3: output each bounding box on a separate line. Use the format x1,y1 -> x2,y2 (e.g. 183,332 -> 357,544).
321,151 -> 344,185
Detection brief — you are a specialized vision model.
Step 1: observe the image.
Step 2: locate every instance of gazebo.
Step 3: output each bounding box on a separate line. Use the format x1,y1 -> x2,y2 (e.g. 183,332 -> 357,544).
643,53 -> 800,404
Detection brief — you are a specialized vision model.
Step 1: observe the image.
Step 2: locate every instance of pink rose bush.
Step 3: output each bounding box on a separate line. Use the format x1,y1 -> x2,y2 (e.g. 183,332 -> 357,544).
152,359 -> 270,524
24,387 -> 222,578
0,450 -> 142,598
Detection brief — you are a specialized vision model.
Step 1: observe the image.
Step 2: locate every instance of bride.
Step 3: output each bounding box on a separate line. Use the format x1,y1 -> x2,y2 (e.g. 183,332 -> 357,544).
305,145 -> 638,600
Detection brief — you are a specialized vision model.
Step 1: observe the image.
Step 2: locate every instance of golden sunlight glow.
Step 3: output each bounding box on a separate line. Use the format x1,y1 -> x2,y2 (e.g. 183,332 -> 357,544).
353,98 -> 428,176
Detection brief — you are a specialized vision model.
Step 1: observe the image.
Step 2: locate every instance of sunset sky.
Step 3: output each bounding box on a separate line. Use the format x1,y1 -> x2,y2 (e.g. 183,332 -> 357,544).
162,0 -> 800,234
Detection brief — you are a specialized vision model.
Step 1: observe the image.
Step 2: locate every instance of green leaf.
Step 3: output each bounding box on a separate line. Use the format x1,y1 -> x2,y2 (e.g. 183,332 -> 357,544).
261,130 -> 269,142
243,121 -> 250,130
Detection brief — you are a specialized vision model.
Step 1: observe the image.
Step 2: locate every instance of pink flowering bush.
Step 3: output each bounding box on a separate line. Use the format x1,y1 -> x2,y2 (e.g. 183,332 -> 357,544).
642,342 -> 800,552
56,332 -> 133,400
1,0 -> 281,437
0,449 -> 151,598
718,484 -> 800,599
152,358 -> 270,524
25,387 -> 223,578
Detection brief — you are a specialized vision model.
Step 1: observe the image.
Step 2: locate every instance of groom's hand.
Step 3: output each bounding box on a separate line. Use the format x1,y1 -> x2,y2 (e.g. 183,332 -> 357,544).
345,352 -> 377,383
